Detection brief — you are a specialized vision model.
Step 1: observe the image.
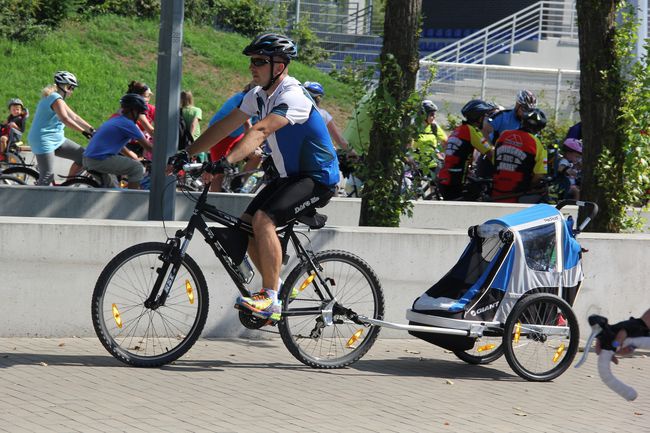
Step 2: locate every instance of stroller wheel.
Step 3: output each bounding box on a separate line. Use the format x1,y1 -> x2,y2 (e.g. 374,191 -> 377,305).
454,332 -> 504,365
503,293 -> 579,381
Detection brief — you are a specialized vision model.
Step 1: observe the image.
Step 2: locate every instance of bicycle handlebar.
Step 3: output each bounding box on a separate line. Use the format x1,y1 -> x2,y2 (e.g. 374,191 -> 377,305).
556,200 -> 598,232
575,316 -> 650,401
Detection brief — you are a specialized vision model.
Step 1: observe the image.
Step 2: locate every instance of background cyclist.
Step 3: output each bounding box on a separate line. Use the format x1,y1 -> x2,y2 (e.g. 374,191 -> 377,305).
437,99 -> 494,200
491,108 -> 548,203
205,82 -> 258,192
27,71 -> 95,185
483,89 -> 537,143
83,94 -> 152,189
411,99 -> 447,178
173,33 -> 339,322
303,81 -> 355,155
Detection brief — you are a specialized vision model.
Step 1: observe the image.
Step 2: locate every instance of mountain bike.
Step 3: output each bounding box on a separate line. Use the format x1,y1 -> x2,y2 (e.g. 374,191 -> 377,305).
91,161 -> 384,368
575,314 -> 650,401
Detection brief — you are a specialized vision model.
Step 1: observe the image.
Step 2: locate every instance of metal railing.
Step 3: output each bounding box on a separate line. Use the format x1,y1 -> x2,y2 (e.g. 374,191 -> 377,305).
418,62 -> 580,122
421,0 -> 577,65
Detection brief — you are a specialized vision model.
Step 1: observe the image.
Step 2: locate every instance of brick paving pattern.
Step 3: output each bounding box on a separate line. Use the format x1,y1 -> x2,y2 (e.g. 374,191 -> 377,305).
0,337 -> 648,432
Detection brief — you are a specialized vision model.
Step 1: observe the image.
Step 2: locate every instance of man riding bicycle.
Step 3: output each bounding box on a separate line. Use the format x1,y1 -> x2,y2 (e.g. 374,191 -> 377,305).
83,94 -> 152,189
172,33 -> 340,323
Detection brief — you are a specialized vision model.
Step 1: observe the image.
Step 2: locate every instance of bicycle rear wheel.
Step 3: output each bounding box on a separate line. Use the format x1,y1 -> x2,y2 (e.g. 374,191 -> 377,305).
503,293 -> 579,381
1,166 -> 38,185
91,242 -> 209,367
278,250 -> 384,368
61,176 -> 101,188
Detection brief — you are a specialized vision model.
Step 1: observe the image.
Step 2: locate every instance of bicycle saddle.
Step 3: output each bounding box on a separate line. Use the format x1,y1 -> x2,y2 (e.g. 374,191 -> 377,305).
297,210 -> 328,229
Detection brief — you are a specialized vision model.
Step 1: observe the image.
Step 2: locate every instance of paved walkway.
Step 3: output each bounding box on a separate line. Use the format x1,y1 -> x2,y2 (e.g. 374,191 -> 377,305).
0,337 -> 648,432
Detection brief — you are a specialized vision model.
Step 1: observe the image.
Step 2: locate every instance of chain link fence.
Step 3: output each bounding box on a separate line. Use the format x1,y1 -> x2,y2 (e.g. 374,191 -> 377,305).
418,61 -> 580,123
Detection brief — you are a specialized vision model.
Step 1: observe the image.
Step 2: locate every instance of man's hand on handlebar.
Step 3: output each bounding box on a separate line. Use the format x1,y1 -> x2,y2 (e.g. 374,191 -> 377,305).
206,157 -> 233,174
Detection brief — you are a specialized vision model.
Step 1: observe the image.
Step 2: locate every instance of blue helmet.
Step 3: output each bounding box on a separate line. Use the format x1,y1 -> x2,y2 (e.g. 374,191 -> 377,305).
304,81 -> 324,97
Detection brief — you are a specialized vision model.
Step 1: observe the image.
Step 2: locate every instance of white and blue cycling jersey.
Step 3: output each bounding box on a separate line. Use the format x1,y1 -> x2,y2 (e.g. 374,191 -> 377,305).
238,76 -> 340,186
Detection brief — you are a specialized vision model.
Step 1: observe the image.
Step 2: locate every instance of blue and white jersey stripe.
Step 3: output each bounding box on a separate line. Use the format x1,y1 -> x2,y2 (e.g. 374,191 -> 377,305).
238,76 -> 339,186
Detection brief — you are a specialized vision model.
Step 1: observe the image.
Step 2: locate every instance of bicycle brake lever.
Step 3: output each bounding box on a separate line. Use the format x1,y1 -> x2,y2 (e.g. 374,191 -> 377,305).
574,324 -> 602,368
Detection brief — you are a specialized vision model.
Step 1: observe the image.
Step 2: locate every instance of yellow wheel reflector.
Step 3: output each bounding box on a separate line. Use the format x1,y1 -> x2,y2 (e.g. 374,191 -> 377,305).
299,273 -> 315,292
553,344 -> 565,363
186,280 -> 195,304
513,322 -> 521,343
477,344 -> 496,352
112,303 -> 123,328
346,329 -> 364,348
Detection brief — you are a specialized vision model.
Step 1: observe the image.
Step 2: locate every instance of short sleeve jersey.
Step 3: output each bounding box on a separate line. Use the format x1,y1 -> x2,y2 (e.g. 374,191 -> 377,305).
238,76 -> 339,186
316,107 -> 333,125
437,123 -> 491,186
492,129 -> 547,195
84,115 -> 145,160
489,109 -> 521,142
209,92 -> 247,137
27,92 -> 65,154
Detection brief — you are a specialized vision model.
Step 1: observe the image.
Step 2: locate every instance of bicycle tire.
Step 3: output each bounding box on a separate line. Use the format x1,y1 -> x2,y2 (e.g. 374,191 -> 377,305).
503,293 -> 579,381
0,174 -> 26,185
0,151 -> 25,169
278,250 -> 384,369
454,332 -> 504,365
91,242 -> 209,367
60,176 -> 101,188
1,165 -> 38,185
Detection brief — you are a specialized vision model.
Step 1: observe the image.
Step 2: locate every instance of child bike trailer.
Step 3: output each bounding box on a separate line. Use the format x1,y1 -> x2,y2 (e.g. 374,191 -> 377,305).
407,200 -> 597,381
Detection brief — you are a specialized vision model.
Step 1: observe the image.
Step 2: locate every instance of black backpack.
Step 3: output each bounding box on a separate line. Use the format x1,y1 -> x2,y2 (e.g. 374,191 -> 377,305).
178,109 -> 194,151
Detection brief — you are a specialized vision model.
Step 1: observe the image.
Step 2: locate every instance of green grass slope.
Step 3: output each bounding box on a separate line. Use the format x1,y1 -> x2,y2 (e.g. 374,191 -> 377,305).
1,14 -> 355,145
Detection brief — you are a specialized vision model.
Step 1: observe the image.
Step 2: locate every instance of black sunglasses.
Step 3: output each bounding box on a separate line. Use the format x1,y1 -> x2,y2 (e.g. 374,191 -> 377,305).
250,58 -> 271,67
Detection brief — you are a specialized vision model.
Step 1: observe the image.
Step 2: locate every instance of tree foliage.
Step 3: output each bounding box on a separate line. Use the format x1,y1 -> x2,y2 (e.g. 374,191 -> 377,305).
577,1 -> 650,232
359,0 -> 423,227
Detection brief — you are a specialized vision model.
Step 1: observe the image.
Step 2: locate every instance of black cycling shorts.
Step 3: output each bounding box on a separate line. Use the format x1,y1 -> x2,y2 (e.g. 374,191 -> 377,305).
244,175 -> 335,226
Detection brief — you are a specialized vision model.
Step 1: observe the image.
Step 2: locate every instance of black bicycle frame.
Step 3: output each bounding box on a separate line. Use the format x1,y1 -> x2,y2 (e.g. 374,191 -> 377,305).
145,180 -> 337,317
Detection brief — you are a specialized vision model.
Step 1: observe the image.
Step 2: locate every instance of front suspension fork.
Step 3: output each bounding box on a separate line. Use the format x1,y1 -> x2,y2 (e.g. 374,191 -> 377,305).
144,235 -> 191,309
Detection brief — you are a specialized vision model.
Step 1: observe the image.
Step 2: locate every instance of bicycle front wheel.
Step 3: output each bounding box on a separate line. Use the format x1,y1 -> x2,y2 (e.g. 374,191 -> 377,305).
1,166 -> 38,185
278,250 -> 384,368
503,293 -> 579,381
91,242 -> 209,367
0,174 -> 26,185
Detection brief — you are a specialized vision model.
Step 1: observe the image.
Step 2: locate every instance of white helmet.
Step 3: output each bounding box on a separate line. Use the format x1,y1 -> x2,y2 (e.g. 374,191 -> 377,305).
54,71 -> 78,88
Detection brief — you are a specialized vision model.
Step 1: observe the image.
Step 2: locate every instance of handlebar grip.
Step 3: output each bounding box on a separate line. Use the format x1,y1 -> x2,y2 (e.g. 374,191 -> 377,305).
598,350 -> 638,401
556,200 -> 599,232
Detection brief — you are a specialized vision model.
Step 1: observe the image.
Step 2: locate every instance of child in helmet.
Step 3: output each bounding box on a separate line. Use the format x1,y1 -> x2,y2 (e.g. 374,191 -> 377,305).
1,98 -> 29,153
556,138 -> 582,200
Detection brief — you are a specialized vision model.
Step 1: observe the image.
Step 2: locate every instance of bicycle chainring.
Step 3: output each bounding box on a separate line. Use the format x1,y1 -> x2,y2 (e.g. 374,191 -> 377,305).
238,310 -> 269,329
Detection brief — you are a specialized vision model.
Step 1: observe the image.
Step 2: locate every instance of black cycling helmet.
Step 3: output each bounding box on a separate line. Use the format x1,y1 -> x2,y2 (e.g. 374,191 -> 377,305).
521,108 -> 547,133
243,33 -> 298,61
461,99 -> 494,123
54,71 -> 78,88
422,100 -> 438,114
7,98 -> 24,109
120,93 -> 148,115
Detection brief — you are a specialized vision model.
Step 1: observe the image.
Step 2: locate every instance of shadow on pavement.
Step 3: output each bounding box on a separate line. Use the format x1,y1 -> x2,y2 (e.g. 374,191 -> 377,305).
0,353 -> 123,368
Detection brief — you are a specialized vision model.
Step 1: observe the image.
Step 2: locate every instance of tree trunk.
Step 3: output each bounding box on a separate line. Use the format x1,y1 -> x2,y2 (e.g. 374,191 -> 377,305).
576,0 -> 626,231
359,0 -> 422,226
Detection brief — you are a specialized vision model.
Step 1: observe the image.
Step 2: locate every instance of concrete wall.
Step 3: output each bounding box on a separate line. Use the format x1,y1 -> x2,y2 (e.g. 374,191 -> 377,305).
1,216 -> 648,340
1,185 -> 647,231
